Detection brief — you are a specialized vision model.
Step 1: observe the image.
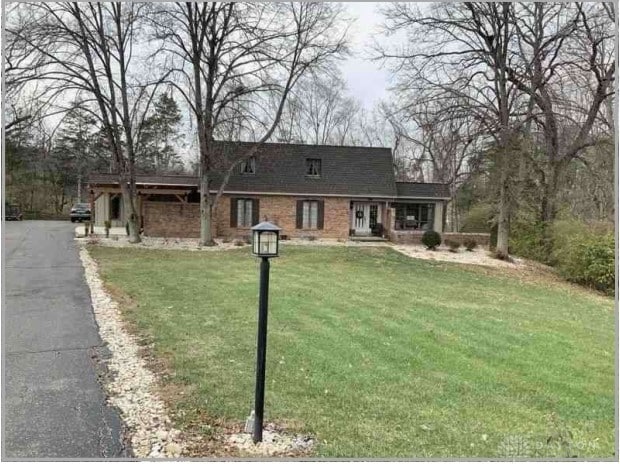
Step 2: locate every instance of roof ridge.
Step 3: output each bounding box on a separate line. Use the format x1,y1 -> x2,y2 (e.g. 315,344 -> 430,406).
396,181 -> 449,186
215,140 -> 392,151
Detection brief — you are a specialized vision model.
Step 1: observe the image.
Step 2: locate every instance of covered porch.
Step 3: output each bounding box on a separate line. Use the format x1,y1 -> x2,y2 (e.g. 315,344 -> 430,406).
88,174 -> 200,231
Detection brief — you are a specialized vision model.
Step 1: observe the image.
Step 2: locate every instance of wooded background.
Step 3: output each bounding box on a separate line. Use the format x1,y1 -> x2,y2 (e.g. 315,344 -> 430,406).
4,2 -> 615,290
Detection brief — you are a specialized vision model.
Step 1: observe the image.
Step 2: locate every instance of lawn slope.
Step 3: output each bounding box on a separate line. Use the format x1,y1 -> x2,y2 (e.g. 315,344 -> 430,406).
90,245 -> 615,458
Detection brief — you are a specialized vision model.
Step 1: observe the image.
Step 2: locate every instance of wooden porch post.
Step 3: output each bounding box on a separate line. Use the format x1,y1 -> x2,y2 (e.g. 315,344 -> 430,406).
89,189 -> 95,234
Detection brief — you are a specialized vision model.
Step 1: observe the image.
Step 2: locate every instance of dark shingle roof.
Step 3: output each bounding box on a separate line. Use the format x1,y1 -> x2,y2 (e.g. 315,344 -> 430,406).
88,142 -> 449,200
90,142 -> 397,197
212,142 -> 397,196
396,182 -> 451,199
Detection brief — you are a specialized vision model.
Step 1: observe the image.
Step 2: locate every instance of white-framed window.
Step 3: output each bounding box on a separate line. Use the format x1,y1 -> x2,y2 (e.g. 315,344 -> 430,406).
302,200 -> 318,229
239,156 -> 256,174
305,158 -> 321,177
237,199 -> 253,227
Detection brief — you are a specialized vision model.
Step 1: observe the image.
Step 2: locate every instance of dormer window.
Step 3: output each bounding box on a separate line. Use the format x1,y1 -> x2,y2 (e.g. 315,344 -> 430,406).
239,156 -> 256,174
306,158 -> 321,177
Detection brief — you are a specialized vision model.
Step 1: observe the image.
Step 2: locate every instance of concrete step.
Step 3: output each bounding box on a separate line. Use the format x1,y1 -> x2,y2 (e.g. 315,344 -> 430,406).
349,236 -> 389,242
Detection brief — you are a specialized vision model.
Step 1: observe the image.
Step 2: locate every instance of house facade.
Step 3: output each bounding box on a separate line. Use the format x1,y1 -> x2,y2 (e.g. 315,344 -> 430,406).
88,142 -> 451,241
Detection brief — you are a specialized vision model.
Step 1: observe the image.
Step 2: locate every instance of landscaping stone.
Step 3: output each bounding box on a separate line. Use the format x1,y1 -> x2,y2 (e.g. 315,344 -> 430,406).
392,244 -> 524,269
224,424 -> 315,456
79,247 -> 190,458
78,235 -> 523,269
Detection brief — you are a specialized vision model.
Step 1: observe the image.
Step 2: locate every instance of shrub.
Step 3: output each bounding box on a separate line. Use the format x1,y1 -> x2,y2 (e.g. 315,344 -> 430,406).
444,239 -> 461,253
509,216 -> 547,262
222,236 -> 231,244
421,230 -> 441,250
306,235 -> 316,241
460,204 -> 493,233
552,219 -> 614,294
104,220 -> 112,229
463,238 -> 477,251
233,239 -> 245,247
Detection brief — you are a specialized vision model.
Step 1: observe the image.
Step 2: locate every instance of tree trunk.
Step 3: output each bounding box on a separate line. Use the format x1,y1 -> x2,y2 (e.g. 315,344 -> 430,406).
120,180 -> 141,243
77,174 -> 82,203
539,163 -> 560,263
495,159 -> 511,260
199,174 -> 216,246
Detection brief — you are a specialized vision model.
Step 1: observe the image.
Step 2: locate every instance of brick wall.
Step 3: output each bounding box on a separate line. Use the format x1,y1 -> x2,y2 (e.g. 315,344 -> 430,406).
216,195 -> 351,240
142,195 -> 351,239
390,231 -> 491,247
142,201 -> 204,238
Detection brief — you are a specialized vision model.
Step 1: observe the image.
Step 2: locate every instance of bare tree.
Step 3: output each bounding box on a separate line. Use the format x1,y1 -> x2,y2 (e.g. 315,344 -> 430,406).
377,2 -> 528,258
391,99 -> 483,230
9,2 -> 170,242
4,3 -> 64,137
150,2 -> 348,246
505,2 -> 615,258
275,70 -> 361,145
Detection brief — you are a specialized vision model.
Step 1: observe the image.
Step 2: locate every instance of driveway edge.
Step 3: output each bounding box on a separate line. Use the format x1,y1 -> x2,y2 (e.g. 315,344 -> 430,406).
79,245 -> 188,458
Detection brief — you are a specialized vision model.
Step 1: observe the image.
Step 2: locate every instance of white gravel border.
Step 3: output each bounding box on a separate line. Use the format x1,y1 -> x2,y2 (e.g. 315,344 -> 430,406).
79,235 -> 521,269
391,244 -> 523,268
80,246 -> 187,458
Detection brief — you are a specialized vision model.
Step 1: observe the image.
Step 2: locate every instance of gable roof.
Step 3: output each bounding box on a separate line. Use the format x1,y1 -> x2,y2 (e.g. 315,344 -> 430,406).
396,182 -> 451,199
214,142 -> 397,197
88,141 -> 450,200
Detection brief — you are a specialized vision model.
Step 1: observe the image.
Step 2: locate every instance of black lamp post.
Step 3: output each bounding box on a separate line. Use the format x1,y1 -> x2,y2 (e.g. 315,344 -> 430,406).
250,221 -> 281,443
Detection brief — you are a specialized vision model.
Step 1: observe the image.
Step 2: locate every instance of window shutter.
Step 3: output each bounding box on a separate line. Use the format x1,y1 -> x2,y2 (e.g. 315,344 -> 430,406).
230,198 -> 238,227
296,200 -> 304,229
317,200 -> 324,230
252,199 -> 259,225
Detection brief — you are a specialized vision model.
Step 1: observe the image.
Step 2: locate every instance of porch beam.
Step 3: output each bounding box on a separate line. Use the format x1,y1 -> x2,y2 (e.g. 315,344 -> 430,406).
90,187 -> 193,195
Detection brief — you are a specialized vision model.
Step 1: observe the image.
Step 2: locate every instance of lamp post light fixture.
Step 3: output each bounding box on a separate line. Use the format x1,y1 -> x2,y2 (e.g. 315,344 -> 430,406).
252,221 -> 281,258
250,221 -> 281,443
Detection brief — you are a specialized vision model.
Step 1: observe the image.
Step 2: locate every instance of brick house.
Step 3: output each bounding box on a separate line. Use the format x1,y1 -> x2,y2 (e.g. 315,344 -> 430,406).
88,142 -> 451,242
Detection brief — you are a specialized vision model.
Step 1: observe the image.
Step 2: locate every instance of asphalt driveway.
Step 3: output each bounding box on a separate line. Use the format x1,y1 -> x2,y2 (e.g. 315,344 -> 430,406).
2,220 -> 127,458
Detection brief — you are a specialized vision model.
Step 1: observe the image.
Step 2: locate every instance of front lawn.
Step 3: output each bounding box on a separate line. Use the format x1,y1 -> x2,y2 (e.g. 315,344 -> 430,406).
89,245 -> 615,458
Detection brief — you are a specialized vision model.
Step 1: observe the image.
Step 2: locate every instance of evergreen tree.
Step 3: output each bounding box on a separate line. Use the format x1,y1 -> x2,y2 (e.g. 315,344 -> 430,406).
52,105 -> 103,202
136,93 -> 184,174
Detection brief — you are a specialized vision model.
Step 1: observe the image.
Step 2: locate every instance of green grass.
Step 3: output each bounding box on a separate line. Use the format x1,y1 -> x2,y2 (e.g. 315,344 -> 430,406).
89,245 -> 615,458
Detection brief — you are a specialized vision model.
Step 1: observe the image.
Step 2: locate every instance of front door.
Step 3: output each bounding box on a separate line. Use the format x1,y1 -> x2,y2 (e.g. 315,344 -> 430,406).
351,202 -> 381,236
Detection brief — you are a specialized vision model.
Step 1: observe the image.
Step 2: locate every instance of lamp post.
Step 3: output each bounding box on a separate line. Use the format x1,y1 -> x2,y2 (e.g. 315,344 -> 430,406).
250,221 -> 281,443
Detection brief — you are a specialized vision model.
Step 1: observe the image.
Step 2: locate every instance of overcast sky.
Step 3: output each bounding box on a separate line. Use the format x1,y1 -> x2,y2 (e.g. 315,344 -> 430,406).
340,2 -> 391,109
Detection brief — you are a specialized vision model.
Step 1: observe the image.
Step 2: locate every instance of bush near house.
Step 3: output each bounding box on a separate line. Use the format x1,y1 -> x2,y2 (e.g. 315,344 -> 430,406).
444,239 -> 461,252
421,230 -> 441,250
463,238 -> 477,251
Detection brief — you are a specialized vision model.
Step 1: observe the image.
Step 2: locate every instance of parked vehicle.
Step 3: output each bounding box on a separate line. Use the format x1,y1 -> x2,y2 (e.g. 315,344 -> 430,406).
70,203 -> 91,222
5,204 -> 23,221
